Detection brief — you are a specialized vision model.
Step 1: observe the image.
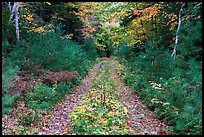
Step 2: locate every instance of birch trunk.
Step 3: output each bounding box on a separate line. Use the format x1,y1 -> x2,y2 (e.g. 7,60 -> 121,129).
8,2 -> 12,11
8,2 -> 19,42
9,2 -> 17,22
171,3 -> 185,61
15,2 -> 19,42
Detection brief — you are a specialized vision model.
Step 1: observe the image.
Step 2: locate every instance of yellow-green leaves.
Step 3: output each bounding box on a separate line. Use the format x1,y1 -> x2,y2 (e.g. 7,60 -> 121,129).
69,61 -> 130,135
70,113 -> 78,121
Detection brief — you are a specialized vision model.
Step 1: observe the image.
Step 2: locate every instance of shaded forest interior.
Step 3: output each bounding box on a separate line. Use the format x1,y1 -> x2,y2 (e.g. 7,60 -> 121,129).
2,2 -> 202,135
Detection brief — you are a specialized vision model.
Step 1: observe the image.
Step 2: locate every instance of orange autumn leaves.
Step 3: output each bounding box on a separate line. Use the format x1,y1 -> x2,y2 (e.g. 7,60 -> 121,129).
133,6 -> 159,21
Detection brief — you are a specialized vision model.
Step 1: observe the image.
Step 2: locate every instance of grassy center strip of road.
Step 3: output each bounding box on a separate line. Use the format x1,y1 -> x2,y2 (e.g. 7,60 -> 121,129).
68,60 -> 135,135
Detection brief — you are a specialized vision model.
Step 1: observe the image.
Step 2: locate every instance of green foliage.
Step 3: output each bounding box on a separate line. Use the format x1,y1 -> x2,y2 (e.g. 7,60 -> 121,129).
2,94 -> 19,114
2,2 -> 202,135
114,3 -> 202,134
178,20 -> 202,61
115,7 -> 202,132
18,109 -> 35,126
39,101 -> 51,110
56,81 -> 73,96
2,40 -> 14,57
8,27 -> 96,76
2,61 -> 19,94
116,47 -> 202,135
23,84 -> 53,111
24,83 -> 60,111
81,36 -> 98,60
18,80 -> 79,127
23,79 -> 80,111
2,59 -> 20,115
25,2 -> 83,39
70,61 -> 130,135
14,126 -> 25,135
116,43 -> 145,59
2,4 -> 16,44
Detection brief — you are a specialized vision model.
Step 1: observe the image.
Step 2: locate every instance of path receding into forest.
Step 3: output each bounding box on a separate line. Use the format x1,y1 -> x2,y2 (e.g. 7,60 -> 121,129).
38,58 -> 169,135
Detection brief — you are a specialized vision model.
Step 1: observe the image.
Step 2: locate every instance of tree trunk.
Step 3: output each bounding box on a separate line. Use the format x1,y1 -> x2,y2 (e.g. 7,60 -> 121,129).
171,2 -> 185,61
8,2 -> 12,11
8,2 -> 19,42
9,2 -> 17,22
15,2 -> 19,42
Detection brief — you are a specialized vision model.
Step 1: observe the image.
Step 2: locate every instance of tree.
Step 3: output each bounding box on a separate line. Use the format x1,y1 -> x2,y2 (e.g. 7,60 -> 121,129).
8,2 -> 19,42
171,2 -> 185,61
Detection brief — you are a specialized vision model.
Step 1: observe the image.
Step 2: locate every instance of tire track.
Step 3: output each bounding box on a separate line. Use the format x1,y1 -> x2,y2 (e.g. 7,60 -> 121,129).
38,62 -> 102,135
110,59 -> 169,135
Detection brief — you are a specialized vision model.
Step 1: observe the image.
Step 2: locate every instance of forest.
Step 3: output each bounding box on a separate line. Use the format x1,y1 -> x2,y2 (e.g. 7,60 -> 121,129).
2,2 -> 202,135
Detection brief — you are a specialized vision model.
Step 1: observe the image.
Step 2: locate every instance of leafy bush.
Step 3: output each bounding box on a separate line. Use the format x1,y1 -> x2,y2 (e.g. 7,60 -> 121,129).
117,56 -> 202,134
39,101 -> 52,110
115,43 -> 133,59
8,29 -> 96,77
2,94 -> 19,114
81,36 -> 98,60
116,44 -> 202,135
23,79 -> 78,111
23,83 -> 55,111
2,60 -> 19,94
2,59 -> 20,115
18,109 -> 36,126
2,41 -> 11,56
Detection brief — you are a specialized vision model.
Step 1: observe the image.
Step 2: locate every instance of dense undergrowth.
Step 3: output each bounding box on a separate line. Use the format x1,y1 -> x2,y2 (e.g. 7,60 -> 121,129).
2,27 -> 98,132
115,44 -> 202,135
114,15 -> 202,134
2,27 -> 202,135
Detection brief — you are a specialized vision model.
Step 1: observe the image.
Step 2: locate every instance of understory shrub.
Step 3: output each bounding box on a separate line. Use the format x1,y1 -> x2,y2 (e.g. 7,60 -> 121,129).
23,78 -> 79,111
2,94 -> 19,114
3,25 -> 97,127
23,84 -> 54,111
81,36 -> 98,60
2,60 -> 19,94
116,46 -> 202,135
2,60 -> 20,114
8,27 -> 97,77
